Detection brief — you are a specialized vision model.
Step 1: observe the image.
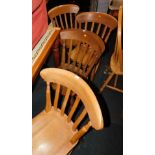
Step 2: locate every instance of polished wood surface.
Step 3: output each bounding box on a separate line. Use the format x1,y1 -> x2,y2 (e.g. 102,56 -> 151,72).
48,4 -> 80,29
32,27 -> 60,83
32,68 -> 104,155
47,4 -> 80,67
110,6 -> 123,74
76,12 -> 117,43
59,29 -> 105,78
33,109 -> 78,155
76,12 -> 117,80
100,6 -> 123,93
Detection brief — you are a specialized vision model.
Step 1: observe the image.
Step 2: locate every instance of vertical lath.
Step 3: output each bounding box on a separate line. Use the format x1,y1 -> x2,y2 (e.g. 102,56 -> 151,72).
82,48 -> 94,66
72,41 -> 80,70
64,13 -> 68,29
68,40 -> 73,64
85,22 -> 88,30
67,96 -> 80,122
74,14 -> 77,28
70,13 -> 73,28
61,40 -> 66,65
101,26 -> 108,40
59,14 -> 64,29
61,88 -> 71,115
86,56 -> 97,77
54,84 -> 60,110
45,82 -> 52,112
96,23 -> 101,35
105,29 -> 112,43
77,43 -> 88,71
54,17 -> 59,27
91,22 -> 95,32
72,108 -> 87,131
81,47 -> 94,74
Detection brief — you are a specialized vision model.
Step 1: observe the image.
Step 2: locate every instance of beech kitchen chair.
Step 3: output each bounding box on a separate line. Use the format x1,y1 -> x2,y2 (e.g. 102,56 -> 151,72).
59,29 -> 105,79
100,6 -> 123,93
47,4 -> 80,66
32,68 -> 104,155
75,12 -> 117,80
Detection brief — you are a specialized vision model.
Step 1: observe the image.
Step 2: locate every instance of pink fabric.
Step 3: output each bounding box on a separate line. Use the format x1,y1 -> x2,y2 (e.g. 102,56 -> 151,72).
32,0 -> 48,49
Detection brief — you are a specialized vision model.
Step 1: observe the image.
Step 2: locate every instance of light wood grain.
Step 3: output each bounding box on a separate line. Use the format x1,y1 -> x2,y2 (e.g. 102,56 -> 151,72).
45,82 -> 52,112
100,6 -> 123,93
76,12 -> 118,43
59,29 -> 105,79
76,12 -> 117,80
33,68 -> 104,155
48,4 -> 79,30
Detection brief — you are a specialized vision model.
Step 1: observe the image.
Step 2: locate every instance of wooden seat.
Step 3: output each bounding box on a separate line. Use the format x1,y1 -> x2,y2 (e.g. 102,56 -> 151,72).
100,6 -> 123,93
33,109 -> 77,155
32,68 -> 104,155
59,29 -> 105,79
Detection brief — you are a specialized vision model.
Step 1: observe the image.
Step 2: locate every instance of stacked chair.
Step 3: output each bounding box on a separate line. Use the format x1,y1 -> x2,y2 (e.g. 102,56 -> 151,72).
100,6 -> 123,93
32,3 -> 123,155
76,12 -> 117,44
75,11 -> 118,80
48,4 -> 80,66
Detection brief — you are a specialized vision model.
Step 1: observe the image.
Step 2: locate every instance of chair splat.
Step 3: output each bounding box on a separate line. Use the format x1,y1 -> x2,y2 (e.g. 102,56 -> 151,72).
61,88 -> 71,115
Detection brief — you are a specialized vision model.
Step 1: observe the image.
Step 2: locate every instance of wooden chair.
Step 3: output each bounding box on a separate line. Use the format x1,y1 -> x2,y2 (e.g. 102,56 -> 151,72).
75,12 -> 117,80
48,4 -> 80,29
59,29 -> 105,79
32,68 -> 104,155
100,6 -> 123,93
47,4 -> 80,66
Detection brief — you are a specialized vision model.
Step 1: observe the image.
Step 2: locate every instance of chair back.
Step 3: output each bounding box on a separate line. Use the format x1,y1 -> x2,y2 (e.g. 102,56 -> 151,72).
76,12 -> 117,43
110,6 -> 123,74
60,29 -> 105,78
40,68 -> 104,143
48,4 -> 80,29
